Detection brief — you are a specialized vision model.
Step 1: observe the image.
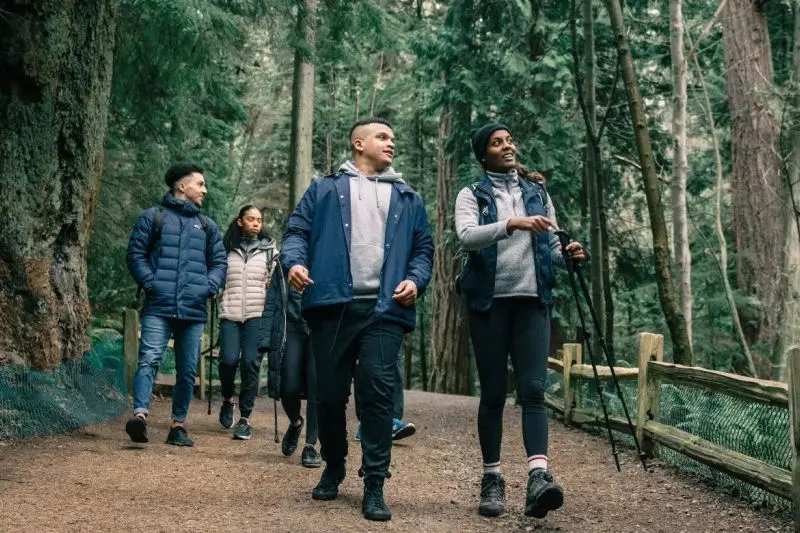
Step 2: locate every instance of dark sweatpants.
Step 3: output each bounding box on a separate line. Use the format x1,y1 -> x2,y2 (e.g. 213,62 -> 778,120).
219,318 -> 263,419
354,352 -> 404,422
469,297 -> 551,465
280,329 -> 318,445
307,300 -> 404,479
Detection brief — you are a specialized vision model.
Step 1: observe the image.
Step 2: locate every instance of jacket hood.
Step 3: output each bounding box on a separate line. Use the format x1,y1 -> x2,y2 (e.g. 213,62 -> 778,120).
162,192 -> 201,216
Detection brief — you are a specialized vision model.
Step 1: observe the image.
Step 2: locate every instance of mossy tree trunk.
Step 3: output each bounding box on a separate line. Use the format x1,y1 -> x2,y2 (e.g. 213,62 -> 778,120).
0,0 -> 119,369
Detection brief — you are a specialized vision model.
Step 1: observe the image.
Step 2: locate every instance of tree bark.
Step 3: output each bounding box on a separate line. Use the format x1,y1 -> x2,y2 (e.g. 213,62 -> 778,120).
288,0 -> 317,209
604,0 -> 693,365
686,29 -> 757,377
776,2 -> 800,381
0,0 -> 119,369
670,0 -> 692,346
720,0 -> 784,346
427,110 -> 471,394
582,0 -> 606,360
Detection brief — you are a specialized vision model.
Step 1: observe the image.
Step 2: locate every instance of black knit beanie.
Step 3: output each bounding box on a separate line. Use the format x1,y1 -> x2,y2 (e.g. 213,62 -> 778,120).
470,123 -> 511,166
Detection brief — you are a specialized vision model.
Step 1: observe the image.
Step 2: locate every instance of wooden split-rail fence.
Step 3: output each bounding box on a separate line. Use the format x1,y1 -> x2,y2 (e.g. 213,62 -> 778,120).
545,332 -> 800,529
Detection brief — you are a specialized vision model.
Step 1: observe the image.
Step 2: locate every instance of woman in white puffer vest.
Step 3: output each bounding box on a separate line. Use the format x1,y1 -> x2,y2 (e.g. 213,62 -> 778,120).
217,205 -> 276,440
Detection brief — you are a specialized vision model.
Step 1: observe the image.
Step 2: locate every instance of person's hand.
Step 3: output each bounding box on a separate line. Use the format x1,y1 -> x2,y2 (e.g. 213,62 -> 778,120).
565,241 -> 586,262
288,265 -> 313,292
507,216 -> 555,233
393,280 -> 418,308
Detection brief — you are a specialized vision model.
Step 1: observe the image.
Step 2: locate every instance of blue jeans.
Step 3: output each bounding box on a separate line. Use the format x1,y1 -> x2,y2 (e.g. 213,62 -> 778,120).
133,315 -> 205,422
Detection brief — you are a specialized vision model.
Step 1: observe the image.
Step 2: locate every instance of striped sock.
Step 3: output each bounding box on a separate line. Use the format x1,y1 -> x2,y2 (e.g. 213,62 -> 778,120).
527,455 -> 548,472
483,461 -> 502,475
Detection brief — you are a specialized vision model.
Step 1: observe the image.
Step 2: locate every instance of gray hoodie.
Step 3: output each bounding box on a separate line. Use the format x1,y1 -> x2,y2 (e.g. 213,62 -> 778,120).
339,160 -> 405,298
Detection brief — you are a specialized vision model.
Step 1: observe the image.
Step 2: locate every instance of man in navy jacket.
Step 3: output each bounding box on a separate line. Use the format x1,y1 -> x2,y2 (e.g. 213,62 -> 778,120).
281,118 -> 433,521
125,162 -> 227,447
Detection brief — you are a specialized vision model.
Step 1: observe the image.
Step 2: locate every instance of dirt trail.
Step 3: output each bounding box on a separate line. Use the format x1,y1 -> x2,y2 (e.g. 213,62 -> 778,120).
0,390 -> 792,532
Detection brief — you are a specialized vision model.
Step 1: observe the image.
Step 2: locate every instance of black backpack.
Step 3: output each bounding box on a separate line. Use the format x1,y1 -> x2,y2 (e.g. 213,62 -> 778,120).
136,206 -> 213,299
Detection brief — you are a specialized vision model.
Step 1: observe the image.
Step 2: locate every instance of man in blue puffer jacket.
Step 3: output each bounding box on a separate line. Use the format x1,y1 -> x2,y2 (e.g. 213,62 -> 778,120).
125,162 -> 227,447
282,118 -> 433,522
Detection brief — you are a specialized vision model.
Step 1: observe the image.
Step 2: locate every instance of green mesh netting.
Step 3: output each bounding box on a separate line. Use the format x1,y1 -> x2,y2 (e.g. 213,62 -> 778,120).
0,329 -> 128,440
545,366 -> 791,514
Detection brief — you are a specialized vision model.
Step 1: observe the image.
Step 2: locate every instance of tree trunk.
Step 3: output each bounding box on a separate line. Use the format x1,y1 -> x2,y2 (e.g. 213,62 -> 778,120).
599,175 -> 615,358
583,0 -> 606,360
720,0 -> 784,346
686,29 -> 757,377
670,0 -> 692,346
604,0 -> 693,365
325,69 -> 334,175
776,3 -> 800,381
427,110 -> 471,394
288,0 -> 317,209
0,0 -> 118,369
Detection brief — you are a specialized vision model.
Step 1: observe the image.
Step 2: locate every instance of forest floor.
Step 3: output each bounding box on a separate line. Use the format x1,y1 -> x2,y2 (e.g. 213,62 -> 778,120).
0,390 -> 793,533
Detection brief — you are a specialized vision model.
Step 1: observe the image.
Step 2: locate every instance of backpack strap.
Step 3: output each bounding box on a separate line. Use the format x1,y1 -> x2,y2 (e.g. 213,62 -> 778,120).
197,215 -> 214,265
146,207 -> 166,258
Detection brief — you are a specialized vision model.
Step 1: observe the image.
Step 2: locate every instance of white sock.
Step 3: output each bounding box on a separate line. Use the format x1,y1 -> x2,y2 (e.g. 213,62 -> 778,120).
483,461 -> 502,475
527,455 -> 548,472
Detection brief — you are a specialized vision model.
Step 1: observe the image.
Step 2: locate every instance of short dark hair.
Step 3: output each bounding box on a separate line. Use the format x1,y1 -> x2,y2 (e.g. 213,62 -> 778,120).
165,161 -> 204,190
348,117 -> 393,140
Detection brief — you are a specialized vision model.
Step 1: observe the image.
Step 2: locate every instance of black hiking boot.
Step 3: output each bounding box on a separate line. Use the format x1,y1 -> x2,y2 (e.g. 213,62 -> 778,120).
362,477 -> 392,521
232,419 -> 251,440
125,415 -> 148,443
282,416 -> 304,457
312,461 -> 346,501
166,426 -> 194,447
525,468 -> 563,518
301,444 -> 322,468
219,401 -> 236,429
478,473 -> 506,517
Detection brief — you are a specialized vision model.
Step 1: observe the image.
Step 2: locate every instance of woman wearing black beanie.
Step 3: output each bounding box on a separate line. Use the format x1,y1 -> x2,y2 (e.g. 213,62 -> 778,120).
455,123 -> 585,519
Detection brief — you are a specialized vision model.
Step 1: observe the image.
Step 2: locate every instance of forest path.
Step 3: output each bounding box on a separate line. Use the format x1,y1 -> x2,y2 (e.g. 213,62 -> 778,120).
0,390 -> 792,532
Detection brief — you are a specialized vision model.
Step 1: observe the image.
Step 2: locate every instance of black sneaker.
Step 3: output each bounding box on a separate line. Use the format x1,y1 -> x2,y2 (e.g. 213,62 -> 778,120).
312,462 -> 346,501
233,419 -> 251,440
478,473 -> 505,517
219,401 -> 236,429
282,417 -> 304,457
362,477 -> 391,521
525,469 -> 563,518
301,444 -> 322,468
125,415 -> 148,443
166,426 -> 194,447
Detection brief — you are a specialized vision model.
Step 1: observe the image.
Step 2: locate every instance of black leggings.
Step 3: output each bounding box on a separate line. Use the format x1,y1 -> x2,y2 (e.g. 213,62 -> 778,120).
469,297 -> 550,465
280,330 -> 318,445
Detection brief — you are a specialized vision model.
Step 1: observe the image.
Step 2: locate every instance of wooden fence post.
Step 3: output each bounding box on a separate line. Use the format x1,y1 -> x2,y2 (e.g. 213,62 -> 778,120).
123,308 -> 140,395
635,332 -> 664,458
563,343 -> 582,426
787,347 -> 800,530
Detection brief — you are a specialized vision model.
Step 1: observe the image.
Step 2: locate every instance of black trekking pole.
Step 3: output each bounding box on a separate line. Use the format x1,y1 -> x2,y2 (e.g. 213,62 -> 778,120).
554,230 -> 648,472
206,298 -> 218,415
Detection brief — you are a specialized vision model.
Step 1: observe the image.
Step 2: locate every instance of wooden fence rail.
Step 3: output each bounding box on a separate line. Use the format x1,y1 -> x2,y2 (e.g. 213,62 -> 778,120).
544,333 -> 799,530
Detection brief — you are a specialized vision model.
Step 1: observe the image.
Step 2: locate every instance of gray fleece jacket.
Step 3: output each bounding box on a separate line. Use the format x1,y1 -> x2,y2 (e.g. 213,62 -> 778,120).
454,170 -> 564,298
339,160 -> 405,298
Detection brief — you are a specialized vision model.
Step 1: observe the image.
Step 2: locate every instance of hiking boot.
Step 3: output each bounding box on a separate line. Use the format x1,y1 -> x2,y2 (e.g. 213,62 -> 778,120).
219,401 -> 236,429
354,424 -> 362,442
125,415 -> 148,443
478,473 -> 506,517
301,444 -> 322,468
282,417 -> 304,457
362,477 -> 392,521
166,426 -> 194,447
392,418 -> 416,441
525,469 -> 563,518
312,462 -> 346,501
232,419 -> 251,440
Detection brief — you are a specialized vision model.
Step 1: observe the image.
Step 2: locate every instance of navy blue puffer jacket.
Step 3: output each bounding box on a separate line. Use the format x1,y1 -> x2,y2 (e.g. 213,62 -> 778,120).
126,193 -> 227,322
